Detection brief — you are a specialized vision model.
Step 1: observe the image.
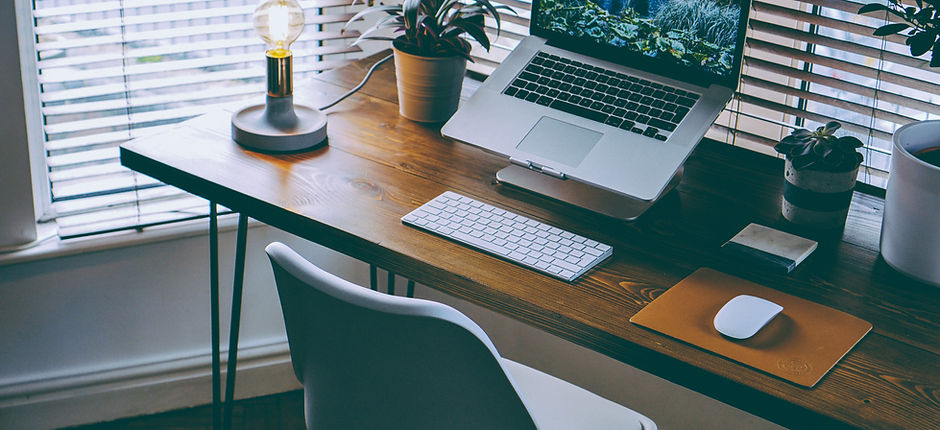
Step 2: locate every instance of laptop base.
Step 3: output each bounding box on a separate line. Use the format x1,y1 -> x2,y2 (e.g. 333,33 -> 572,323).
496,165 -> 682,221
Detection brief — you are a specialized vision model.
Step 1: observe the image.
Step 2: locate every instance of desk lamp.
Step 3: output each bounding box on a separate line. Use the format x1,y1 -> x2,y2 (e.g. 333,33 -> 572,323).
232,0 -> 327,152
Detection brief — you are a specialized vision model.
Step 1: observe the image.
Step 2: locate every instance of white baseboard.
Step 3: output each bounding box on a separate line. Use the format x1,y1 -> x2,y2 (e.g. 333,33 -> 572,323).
0,341 -> 301,430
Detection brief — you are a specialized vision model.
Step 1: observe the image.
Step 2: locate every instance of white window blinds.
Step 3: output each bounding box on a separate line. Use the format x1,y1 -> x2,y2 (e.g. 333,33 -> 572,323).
31,0 -> 364,238
471,0 -> 940,188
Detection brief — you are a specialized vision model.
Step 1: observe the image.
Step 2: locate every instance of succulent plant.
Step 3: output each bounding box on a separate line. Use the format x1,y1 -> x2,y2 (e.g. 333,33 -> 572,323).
774,121 -> 864,172
345,0 -> 513,60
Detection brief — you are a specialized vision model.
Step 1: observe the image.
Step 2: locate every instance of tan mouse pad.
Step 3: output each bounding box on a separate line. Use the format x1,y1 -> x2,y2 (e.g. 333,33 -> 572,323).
630,268 -> 871,387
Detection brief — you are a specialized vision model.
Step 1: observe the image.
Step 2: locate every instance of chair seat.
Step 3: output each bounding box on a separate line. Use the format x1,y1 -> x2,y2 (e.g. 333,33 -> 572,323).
503,359 -> 654,430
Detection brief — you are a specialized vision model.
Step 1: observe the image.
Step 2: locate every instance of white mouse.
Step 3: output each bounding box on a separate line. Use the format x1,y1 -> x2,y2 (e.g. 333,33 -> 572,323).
713,295 -> 783,340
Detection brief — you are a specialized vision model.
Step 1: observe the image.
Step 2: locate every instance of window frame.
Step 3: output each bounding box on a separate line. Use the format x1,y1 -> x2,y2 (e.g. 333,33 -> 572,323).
1,0 -> 53,249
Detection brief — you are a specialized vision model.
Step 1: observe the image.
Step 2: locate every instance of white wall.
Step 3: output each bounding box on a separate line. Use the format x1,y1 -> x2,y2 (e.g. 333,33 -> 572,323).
0,223 -> 362,429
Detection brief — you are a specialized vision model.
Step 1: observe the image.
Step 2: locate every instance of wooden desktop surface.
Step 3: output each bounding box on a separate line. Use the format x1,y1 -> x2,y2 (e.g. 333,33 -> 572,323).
121,51 -> 939,429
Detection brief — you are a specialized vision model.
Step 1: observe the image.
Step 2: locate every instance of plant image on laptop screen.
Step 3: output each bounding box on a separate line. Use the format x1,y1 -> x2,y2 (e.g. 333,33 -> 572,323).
536,0 -> 741,77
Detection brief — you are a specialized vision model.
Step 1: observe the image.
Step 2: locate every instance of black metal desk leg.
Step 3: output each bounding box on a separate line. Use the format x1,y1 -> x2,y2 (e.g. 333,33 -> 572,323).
370,264 -> 378,291
222,214 -> 249,430
387,271 -> 396,295
209,203 -> 221,430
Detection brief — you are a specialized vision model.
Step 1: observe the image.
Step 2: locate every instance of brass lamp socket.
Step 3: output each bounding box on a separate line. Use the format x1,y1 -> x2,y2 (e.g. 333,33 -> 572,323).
266,50 -> 292,97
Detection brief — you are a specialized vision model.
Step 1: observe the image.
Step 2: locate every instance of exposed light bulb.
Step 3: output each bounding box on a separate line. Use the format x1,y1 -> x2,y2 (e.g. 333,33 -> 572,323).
269,5 -> 290,44
253,0 -> 305,55
232,0 -> 326,153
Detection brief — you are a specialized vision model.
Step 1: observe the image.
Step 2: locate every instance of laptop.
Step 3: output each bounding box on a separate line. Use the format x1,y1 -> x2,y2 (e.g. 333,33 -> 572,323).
443,0 -> 750,210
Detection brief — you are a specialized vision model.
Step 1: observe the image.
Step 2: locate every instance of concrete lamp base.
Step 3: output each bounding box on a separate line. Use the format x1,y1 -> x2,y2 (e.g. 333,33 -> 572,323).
232,95 -> 327,153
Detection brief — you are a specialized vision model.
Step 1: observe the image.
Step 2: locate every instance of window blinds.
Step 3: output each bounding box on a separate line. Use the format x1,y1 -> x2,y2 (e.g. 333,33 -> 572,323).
31,0 -> 364,238
471,0 -> 940,188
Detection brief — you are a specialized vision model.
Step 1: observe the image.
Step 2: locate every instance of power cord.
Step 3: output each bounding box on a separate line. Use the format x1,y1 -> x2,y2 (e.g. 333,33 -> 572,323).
318,53 -> 394,111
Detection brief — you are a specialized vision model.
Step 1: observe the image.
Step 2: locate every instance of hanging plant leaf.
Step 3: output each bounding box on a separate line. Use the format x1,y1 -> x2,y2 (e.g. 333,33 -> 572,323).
860,0 -> 939,68
932,40 -> 940,67
909,31 -> 936,56
873,22 -> 911,36
857,3 -> 888,14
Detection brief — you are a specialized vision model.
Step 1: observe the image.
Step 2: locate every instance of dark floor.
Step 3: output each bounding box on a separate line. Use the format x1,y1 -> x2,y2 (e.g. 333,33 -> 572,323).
69,390 -> 305,430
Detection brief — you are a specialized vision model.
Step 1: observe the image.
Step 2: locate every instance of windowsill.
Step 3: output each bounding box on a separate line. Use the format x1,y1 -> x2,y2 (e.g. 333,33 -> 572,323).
0,214 -> 267,268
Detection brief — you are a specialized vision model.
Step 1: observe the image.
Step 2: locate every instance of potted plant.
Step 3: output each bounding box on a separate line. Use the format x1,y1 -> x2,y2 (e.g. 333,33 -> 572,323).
774,121 -> 864,229
345,0 -> 512,123
859,1 -> 940,286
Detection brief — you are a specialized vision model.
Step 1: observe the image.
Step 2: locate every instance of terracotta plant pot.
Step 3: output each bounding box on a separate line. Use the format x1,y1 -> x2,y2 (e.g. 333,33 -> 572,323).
782,158 -> 858,229
880,120 -> 940,287
393,44 -> 467,123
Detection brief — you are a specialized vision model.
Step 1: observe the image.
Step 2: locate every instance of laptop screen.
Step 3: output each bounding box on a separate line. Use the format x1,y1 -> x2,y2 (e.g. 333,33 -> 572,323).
531,0 -> 749,87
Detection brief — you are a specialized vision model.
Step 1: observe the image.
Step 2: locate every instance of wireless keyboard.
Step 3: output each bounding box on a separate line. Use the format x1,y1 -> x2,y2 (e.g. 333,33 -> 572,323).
401,191 -> 613,282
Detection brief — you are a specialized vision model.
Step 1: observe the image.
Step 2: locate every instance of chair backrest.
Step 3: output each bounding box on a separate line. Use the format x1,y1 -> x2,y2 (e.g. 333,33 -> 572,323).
265,242 -> 538,430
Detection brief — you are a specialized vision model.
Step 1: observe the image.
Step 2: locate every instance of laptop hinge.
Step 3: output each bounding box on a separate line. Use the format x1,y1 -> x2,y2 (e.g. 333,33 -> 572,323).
509,157 -> 566,179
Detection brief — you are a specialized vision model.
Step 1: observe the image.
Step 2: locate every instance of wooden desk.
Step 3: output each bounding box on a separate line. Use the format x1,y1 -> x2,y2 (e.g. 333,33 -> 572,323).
121,51 -> 939,429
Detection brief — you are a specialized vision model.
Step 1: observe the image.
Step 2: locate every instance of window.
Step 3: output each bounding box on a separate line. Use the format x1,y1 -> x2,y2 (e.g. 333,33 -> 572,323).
27,0 -> 366,238
472,0 -> 940,188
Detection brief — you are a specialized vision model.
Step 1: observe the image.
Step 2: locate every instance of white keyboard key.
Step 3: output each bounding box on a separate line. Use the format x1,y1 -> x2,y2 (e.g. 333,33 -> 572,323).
402,191 -> 613,282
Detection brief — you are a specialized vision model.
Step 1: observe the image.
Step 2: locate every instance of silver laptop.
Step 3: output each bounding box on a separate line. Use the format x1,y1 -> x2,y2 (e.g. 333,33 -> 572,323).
443,0 -> 750,212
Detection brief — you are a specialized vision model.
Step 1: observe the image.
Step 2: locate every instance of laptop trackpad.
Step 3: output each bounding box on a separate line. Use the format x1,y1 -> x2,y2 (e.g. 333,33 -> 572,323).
516,116 -> 601,167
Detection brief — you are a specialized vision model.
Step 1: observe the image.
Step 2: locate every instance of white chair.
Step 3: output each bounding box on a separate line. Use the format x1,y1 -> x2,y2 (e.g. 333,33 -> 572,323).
266,242 -> 657,430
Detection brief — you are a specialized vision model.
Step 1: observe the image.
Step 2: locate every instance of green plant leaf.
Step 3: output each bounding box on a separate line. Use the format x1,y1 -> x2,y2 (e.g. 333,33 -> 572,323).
792,155 -> 816,170
838,135 -> 865,149
402,0 -> 422,33
447,20 -> 489,51
353,13 -> 403,45
909,30 -> 935,56
858,3 -> 888,14
435,0 -> 462,22
344,4 -> 402,33
873,22 -> 911,36
932,40 -> 940,66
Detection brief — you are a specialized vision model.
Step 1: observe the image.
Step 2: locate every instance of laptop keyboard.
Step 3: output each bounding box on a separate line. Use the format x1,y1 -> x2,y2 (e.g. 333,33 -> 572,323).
503,51 -> 700,141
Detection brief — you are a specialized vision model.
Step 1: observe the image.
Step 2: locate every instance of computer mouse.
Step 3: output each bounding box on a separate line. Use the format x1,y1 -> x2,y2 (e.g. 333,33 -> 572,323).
713,295 -> 783,340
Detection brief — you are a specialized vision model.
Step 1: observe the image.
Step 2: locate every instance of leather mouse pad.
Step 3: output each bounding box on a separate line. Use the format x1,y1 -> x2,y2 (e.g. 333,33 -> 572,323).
629,268 -> 871,387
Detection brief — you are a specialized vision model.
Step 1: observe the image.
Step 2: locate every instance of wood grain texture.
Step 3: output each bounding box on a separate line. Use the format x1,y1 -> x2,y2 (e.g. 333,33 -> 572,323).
121,50 -> 940,430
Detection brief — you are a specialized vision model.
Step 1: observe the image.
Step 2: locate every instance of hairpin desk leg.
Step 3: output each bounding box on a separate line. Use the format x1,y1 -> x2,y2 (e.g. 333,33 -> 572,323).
222,214 -> 248,430
406,279 -> 415,298
386,271 -> 395,295
370,264 -> 378,291
209,203 -> 221,430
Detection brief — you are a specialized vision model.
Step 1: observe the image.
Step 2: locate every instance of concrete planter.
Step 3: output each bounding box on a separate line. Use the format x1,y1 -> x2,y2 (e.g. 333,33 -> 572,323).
393,43 -> 467,123
880,120 -> 940,287
782,159 -> 858,229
